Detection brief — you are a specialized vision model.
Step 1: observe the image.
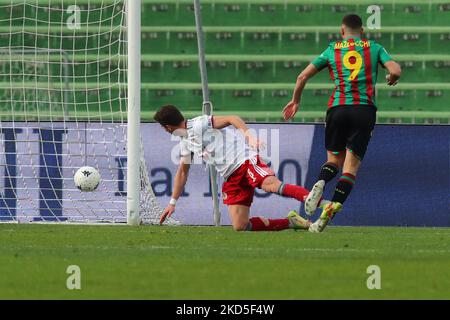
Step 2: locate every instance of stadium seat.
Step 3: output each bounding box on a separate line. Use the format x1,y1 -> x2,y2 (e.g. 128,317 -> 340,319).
3,0 -> 448,123
137,27 -> 450,55
137,55 -> 450,84
137,1 -> 447,28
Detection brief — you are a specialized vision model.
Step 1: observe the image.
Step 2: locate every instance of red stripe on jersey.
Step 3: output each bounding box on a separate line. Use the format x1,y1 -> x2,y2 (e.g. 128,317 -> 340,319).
328,87 -> 337,108
327,62 -> 336,108
327,62 -> 335,81
348,38 -> 360,105
362,39 -> 374,106
334,44 -> 346,105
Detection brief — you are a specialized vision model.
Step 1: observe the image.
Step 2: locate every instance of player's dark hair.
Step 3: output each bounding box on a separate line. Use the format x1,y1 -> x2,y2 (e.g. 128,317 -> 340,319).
342,14 -> 363,30
154,104 -> 185,126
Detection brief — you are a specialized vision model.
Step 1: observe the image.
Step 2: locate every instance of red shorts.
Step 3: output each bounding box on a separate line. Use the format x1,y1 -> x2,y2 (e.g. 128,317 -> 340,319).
222,156 -> 275,207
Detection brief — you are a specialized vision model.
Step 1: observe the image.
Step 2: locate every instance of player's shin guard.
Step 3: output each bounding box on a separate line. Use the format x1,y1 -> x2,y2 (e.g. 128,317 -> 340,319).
278,183 -> 309,202
247,217 -> 290,231
318,162 -> 339,183
331,173 -> 356,204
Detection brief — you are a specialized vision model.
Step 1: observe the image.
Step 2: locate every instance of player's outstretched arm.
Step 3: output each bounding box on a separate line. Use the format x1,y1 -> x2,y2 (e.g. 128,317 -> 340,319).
384,60 -> 402,86
160,158 -> 191,224
212,115 -> 264,150
212,115 -> 246,130
283,64 -> 319,120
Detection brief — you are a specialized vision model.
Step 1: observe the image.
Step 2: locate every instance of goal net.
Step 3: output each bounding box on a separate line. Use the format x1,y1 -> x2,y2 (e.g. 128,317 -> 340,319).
0,0 -> 177,225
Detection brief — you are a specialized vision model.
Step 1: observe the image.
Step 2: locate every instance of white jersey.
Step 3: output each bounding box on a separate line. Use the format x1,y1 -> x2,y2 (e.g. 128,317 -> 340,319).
179,115 -> 257,179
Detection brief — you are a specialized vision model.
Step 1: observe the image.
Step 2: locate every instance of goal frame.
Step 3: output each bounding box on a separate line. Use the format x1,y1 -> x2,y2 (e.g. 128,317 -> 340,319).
126,0 -> 141,225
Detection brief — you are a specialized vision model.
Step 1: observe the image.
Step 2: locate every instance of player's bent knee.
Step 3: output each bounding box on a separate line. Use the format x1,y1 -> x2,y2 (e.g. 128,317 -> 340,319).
261,176 -> 280,193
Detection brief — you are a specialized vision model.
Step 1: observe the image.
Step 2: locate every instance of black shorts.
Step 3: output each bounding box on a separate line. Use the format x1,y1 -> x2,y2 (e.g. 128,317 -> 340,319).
325,105 -> 377,160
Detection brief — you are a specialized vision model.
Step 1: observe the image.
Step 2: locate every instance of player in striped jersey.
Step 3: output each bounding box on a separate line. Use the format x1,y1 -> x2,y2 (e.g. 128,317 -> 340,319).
283,14 -> 402,232
154,105 -> 331,231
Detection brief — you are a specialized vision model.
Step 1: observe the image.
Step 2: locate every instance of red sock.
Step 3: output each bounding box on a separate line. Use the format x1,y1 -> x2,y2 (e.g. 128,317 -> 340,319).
281,184 -> 309,203
248,217 -> 290,231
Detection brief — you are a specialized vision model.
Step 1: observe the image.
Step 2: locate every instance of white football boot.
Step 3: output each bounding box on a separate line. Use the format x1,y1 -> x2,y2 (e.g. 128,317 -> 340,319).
304,180 -> 325,216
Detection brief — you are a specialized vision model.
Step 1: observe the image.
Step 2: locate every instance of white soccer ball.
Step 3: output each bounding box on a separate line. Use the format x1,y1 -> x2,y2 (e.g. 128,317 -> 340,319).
74,166 -> 100,192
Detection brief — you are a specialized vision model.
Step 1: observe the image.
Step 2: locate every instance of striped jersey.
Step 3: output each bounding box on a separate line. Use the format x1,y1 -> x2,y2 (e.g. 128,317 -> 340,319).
311,37 -> 393,108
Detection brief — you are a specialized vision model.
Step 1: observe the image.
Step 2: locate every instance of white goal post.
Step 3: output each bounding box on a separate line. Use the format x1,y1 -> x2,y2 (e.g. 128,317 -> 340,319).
0,0 -> 178,225
126,0 -> 141,225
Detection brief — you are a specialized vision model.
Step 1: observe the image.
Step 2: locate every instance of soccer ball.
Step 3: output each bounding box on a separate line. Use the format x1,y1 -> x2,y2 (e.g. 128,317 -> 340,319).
74,166 -> 100,192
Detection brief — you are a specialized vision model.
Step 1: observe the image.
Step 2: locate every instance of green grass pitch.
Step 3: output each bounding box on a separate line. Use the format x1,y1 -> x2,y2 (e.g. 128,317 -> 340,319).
0,224 -> 449,299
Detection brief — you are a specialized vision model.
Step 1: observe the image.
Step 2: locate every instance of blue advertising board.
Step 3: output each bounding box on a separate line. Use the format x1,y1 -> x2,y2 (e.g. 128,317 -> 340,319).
146,123 -> 449,227
305,125 -> 449,227
0,122 -> 448,226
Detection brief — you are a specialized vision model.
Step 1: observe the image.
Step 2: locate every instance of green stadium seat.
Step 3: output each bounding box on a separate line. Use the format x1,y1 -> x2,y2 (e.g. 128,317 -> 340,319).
243,32 -> 280,54
433,3 -> 450,26
416,89 -> 450,111
396,60 -> 450,83
376,89 -> 416,111
137,1 -> 442,28
136,28 -> 448,55
1,0 -> 449,124
430,33 -> 450,53
142,2 -> 176,25
170,31 -> 199,54
138,54 -> 450,84
392,32 -> 428,54
426,60 -> 450,82
205,32 -> 242,54
246,4 -> 288,26
5,28 -> 448,56
282,32 -> 320,54
137,83 -> 450,114
141,31 -> 172,54
176,3 -> 199,25
207,60 -> 235,82
391,4 -> 431,26
284,3 -> 318,26
143,87 -> 203,111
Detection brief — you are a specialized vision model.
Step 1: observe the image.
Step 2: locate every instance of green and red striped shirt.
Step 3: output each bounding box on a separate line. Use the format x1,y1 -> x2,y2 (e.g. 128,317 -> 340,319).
311,37 -> 392,108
